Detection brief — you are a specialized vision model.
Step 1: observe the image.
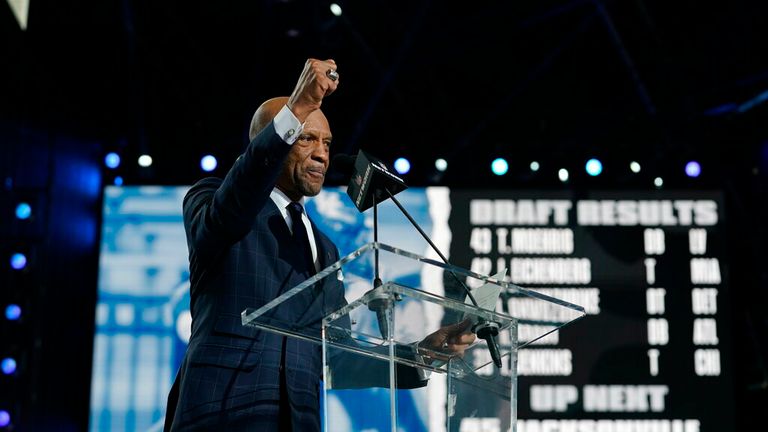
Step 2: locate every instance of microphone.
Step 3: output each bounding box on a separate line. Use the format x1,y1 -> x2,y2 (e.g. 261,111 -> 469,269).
344,150 -> 408,212
474,321 -> 502,368
369,277 -> 392,339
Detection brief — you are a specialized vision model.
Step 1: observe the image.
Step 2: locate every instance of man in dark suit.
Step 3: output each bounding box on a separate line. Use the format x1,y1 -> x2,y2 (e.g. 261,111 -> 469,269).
164,58 -> 475,431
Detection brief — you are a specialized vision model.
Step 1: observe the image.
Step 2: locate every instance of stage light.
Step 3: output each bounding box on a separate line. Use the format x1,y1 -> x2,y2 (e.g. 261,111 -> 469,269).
201,155 -> 218,172
585,158 -> 603,176
685,161 -> 701,178
15,202 -> 31,220
394,158 -> 411,175
530,161 -> 540,172
114,176 -> 123,186
10,253 -> 26,271
0,410 -> 9,428
7,0 -> 29,30
654,177 -> 664,188
558,168 -> 569,183
630,161 -> 641,173
491,158 -> 508,176
330,3 -> 342,16
104,152 -> 121,169
1,358 -> 15,375
138,155 -> 153,167
5,305 -> 21,321
435,158 -> 448,172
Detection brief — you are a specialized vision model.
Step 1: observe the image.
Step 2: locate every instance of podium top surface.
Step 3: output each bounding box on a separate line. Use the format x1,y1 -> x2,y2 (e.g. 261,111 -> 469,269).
242,242 -> 586,373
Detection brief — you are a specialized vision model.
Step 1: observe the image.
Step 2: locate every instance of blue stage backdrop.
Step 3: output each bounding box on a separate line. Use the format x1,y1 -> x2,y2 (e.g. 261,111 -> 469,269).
89,185 -> 437,432
90,186 -> 734,431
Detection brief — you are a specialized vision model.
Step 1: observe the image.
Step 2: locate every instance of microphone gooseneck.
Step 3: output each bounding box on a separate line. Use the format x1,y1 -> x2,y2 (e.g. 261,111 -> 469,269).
367,192 -> 392,339
340,150 -> 504,368
383,188 -> 503,369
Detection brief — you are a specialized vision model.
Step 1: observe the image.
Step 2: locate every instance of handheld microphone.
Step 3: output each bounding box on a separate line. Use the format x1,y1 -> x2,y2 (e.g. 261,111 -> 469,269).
368,277 -> 392,339
474,321 -> 502,368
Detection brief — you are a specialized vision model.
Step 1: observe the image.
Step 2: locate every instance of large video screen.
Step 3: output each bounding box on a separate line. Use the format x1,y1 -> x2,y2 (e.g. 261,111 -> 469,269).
90,186 -> 732,431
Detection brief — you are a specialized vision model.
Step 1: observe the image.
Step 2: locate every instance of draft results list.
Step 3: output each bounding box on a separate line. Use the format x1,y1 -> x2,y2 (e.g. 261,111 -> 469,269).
447,190 -> 733,432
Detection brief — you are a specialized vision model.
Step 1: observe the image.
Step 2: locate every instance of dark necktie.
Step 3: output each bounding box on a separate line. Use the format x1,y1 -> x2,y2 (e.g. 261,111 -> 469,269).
286,201 -> 315,275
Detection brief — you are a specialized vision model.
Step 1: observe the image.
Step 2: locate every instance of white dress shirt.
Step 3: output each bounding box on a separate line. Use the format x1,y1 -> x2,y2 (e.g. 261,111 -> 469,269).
270,187 -> 319,272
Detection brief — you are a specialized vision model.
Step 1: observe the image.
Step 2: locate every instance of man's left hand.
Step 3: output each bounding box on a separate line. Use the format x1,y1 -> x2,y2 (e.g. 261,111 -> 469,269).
417,319 -> 476,363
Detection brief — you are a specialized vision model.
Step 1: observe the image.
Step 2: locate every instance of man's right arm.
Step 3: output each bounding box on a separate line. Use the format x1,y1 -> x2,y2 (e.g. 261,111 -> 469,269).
183,58 -> 339,262
183,122 -> 291,259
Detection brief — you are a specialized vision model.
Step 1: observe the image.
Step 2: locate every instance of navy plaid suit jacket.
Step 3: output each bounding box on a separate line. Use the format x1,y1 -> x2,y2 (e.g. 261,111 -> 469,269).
164,122 -> 344,431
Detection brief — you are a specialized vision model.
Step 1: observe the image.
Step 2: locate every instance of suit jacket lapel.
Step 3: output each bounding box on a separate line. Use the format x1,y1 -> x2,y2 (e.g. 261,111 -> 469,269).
264,199 -> 291,238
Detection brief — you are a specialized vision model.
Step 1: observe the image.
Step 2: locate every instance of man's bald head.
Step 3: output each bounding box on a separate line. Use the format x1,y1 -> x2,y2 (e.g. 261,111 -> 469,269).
249,96 -> 289,141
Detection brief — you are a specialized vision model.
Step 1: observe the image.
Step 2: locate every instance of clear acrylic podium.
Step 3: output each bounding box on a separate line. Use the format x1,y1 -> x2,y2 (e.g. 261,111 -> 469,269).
242,243 -> 585,432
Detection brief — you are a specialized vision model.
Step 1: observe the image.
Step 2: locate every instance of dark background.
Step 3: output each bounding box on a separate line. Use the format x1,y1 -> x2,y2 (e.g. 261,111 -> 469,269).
1,0 -> 766,430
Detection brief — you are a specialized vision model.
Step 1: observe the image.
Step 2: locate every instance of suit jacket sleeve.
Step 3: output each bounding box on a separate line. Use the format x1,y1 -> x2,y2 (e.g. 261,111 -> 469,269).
328,342 -> 429,390
183,122 -> 291,273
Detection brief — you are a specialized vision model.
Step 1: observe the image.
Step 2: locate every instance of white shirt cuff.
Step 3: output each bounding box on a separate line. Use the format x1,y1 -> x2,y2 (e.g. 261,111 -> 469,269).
273,105 -> 304,145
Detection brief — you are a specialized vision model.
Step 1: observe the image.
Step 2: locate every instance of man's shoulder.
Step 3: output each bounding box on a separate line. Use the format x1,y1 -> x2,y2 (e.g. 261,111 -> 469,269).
190,176 -> 223,190
184,177 -> 222,199
182,177 -> 223,211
